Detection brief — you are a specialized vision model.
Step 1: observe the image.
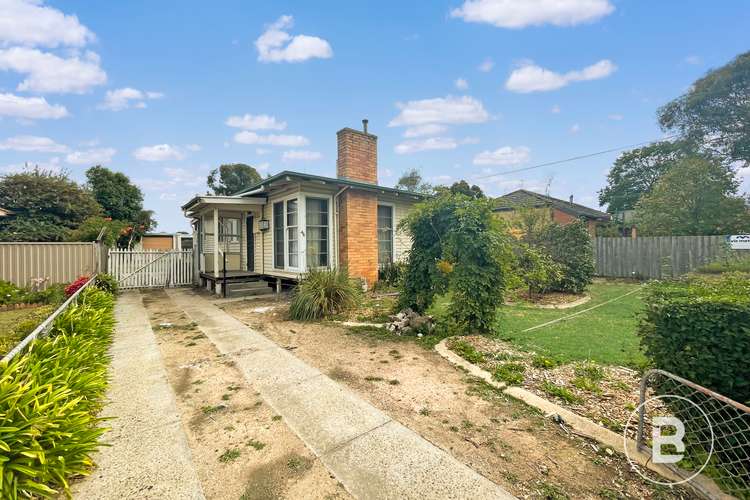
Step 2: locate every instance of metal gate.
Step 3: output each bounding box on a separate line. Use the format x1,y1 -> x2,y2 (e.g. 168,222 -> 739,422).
108,249 -> 194,289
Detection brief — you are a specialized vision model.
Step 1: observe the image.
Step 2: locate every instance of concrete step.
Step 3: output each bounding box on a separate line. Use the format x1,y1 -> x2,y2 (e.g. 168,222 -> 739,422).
226,284 -> 273,298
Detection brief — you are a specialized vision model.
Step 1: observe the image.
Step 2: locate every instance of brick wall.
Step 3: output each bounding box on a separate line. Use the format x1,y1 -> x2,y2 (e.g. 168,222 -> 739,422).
552,209 -> 597,236
338,190 -> 378,287
336,128 -> 377,183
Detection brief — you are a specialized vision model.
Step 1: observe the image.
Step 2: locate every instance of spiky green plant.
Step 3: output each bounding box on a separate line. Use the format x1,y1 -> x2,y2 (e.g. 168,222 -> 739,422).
289,268 -> 362,321
0,286 -> 115,498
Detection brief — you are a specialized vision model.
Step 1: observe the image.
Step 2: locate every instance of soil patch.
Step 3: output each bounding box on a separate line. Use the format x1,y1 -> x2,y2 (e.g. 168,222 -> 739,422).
222,299 -> 687,499
141,290 -> 349,500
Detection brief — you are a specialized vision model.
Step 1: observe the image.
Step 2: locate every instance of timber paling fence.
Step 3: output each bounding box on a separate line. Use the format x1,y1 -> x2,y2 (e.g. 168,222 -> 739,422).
592,235 -> 740,279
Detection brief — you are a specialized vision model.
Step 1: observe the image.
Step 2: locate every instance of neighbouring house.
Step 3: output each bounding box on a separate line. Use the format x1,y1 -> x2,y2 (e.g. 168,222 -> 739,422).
493,189 -> 610,236
136,232 -> 193,251
182,121 -> 425,296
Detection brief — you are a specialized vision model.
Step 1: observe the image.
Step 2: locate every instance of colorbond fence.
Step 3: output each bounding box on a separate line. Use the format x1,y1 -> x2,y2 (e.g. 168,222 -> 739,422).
108,249 -> 193,289
0,242 -> 105,288
592,235 -> 740,279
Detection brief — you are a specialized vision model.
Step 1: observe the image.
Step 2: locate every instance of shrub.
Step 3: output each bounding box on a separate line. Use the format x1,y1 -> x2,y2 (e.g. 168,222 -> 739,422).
0,286 -> 115,498
639,273 -> 750,404
64,275 -> 91,297
514,243 -> 563,296
695,254 -> 750,274
538,220 -> 594,294
0,281 -> 66,306
0,280 -> 25,305
289,267 -> 362,321
94,273 -> 119,294
377,261 -> 405,287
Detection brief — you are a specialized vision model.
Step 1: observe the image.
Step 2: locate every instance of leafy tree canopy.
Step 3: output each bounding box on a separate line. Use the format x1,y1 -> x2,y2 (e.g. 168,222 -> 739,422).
658,51 -> 750,166
0,168 -> 102,241
395,168 -> 433,194
633,156 -> 750,236
207,163 -> 261,195
598,140 -> 698,212
447,180 -> 484,199
86,165 -> 145,223
67,216 -> 131,247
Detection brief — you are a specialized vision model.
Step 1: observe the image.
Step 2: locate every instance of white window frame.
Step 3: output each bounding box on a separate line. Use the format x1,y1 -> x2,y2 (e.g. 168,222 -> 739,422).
270,192 -> 333,273
377,202 -> 396,266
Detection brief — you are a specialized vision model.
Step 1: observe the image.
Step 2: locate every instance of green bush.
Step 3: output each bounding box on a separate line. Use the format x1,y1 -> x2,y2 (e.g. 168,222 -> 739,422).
94,273 -> 119,295
492,362 -> 526,385
639,273 -> 750,404
539,220 -> 594,294
449,339 -> 485,364
289,267 -> 362,321
0,286 -> 115,498
0,280 -> 66,306
695,254 -> 750,274
377,262 -> 405,287
0,280 -> 24,305
514,243 -> 563,296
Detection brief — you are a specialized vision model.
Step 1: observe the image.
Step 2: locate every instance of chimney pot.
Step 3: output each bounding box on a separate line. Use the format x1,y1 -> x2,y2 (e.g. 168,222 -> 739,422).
569,195 -> 574,204
362,119 -> 368,134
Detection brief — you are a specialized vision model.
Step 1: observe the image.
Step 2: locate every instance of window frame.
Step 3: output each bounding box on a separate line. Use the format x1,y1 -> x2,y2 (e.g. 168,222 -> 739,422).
273,202 -> 284,269
377,202 -> 395,266
271,192 -> 334,273
305,196 -> 330,269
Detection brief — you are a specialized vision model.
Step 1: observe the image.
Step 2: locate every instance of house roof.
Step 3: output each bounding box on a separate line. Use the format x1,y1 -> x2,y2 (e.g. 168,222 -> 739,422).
182,170 -> 426,212
493,189 -> 610,221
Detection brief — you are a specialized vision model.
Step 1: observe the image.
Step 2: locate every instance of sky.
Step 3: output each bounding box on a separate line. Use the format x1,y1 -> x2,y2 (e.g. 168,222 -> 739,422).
0,0 -> 748,232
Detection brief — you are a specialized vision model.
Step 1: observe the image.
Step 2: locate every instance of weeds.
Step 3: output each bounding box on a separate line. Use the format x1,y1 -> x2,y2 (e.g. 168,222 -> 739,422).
492,363 -> 526,385
540,381 -> 581,404
449,339 -> 485,364
219,448 -> 241,462
247,439 -> 266,451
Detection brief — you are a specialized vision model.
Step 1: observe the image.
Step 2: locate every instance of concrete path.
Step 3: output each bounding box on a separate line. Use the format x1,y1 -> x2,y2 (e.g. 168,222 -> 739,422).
73,292 -> 205,500
168,289 -> 515,500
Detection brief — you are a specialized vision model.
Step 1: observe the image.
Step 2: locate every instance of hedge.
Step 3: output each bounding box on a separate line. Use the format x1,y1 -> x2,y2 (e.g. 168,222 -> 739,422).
639,273 -> 750,404
0,283 -> 115,498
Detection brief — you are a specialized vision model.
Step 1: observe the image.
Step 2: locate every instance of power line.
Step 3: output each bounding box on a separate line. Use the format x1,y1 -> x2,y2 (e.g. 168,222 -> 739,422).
475,133 -> 683,180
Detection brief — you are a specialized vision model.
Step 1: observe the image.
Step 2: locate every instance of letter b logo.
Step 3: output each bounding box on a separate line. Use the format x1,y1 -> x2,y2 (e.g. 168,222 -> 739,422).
652,416 -> 685,464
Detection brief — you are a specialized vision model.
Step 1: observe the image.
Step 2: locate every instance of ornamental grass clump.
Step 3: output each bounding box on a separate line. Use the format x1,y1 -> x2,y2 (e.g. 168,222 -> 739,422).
289,267 -> 362,321
0,285 -> 115,498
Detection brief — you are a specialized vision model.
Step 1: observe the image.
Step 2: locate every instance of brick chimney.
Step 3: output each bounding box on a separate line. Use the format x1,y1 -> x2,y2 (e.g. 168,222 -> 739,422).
336,120 -> 379,288
336,119 -> 377,184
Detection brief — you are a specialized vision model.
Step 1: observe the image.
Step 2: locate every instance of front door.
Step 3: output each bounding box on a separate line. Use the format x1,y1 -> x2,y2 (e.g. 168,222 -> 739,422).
246,215 -> 254,272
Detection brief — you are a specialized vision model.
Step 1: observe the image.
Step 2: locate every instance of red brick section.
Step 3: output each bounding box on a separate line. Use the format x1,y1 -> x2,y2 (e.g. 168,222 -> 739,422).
552,208 -> 597,236
336,128 -> 377,183
338,190 -> 378,286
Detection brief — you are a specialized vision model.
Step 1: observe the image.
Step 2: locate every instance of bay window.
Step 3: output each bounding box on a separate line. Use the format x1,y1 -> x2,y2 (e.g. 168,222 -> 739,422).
306,198 -> 329,268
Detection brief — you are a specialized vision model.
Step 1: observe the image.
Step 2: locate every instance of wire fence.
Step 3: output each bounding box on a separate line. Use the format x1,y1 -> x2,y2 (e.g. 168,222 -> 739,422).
637,369 -> 750,498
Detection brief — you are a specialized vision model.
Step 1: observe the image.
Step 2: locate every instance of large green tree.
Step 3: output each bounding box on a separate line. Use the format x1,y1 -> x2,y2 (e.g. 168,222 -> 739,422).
448,180 -> 484,199
633,157 -> 750,236
598,140 -> 695,212
86,165 -> 145,222
395,168 -> 433,194
207,163 -> 261,195
0,169 -> 102,241
658,51 -> 750,166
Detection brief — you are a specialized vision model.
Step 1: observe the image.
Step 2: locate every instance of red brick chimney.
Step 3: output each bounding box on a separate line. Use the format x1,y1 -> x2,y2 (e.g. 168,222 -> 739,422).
337,120 -> 379,288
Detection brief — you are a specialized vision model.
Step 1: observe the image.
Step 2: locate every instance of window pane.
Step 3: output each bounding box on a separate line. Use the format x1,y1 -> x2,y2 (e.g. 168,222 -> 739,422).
306,197 -> 329,268
287,199 -> 298,268
273,202 -> 284,269
377,205 -> 393,265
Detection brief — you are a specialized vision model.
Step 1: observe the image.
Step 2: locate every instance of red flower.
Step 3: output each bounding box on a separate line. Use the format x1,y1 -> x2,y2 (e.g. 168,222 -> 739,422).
64,275 -> 90,297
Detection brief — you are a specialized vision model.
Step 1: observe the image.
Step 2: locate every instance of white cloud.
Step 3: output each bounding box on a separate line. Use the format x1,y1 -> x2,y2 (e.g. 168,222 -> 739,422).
233,131 -> 309,147
0,92 -> 67,119
684,55 -> 702,65
505,59 -> 616,93
282,150 -> 322,161
0,0 -> 96,48
551,104 -> 561,113
455,77 -> 468,90
256,148 -> 271,155
0,135 -> 68,153
478,58 -> 494,72
136,166 -> 207,193
185,144 -> 201,152
256,162 -> 270,172
473,146 -> 530,165
461,136 -> 480,145
608,113 -> 623,121
0,47 -> 106,94
1,156 -> 61,174
403,124 -> 448,138
450,0 -> 614,28
569,123 -> 581,134
99,87 -> 163,111
389,95 -> 489,127
163,167 -> 204,186
225,113 -> 287,130
65,147 -> 116,165
395,137 -> 458,155
159,193 -> 177,201
255,15 -> 332,63
133,144 -> 185,162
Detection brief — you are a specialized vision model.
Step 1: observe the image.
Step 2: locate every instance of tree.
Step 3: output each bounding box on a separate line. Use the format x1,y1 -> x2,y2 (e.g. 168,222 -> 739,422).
395,168 -> 432,194
598,140 -> 695,212
86,166 -> 146,223
67,216 -> 131,247
207,163 -> 261,195
0,168 -> 102,241
658,51 -> 750,167
633,157 -> 750,236
448,180 -> 484,199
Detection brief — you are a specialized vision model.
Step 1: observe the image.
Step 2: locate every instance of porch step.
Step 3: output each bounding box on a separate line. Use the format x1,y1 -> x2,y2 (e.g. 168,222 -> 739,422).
226,280 -> 273,298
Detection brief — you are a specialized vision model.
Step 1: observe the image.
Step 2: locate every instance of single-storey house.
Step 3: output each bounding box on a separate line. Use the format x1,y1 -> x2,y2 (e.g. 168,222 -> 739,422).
493,189 -> 610,236
137,232 -> 193,251
182,121 -> 425,296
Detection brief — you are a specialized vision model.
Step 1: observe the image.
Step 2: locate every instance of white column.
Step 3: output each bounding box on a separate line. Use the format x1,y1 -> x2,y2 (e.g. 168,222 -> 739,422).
213,207 -> 219,279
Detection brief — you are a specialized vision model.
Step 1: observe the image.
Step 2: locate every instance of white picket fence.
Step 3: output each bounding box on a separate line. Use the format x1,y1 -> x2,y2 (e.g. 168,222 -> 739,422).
108,249 -> 194,289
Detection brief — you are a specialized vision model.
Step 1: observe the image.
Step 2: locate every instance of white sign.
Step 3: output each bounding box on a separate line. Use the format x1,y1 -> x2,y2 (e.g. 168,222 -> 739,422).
727,234 -> 750,250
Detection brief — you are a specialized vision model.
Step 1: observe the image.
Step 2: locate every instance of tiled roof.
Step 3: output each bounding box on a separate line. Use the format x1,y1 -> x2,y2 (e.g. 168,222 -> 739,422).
493,189 -> 610,220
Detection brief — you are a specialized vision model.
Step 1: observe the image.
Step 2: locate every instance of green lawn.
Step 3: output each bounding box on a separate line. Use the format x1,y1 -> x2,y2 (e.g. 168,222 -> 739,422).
432,281 -> 648,367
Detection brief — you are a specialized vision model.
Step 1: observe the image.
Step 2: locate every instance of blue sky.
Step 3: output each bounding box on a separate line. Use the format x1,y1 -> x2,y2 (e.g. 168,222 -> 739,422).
0,0 -> 748,231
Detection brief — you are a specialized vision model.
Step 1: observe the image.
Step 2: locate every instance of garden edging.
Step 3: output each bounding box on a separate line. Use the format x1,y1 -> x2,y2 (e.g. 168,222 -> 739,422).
434,338 -> 731,500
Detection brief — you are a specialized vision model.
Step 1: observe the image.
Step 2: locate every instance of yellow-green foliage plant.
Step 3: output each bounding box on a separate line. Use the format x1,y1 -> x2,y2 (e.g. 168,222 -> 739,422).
0,285 -> 115,498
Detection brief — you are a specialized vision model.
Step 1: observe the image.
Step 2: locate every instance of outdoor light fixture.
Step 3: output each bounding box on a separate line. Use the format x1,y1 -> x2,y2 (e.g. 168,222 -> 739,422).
258,219 -> 270,231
